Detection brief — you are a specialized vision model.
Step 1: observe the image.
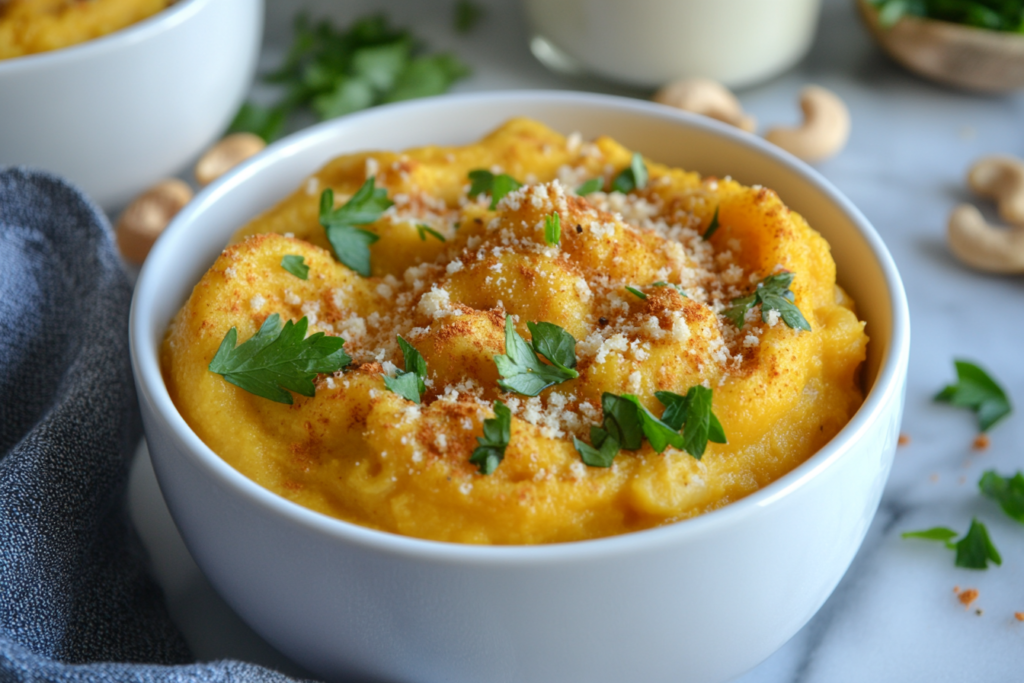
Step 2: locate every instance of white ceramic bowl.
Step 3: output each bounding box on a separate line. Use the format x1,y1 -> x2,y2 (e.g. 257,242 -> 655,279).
130,91 -> 910,683
0,0 -> 262,210
524,0 -> 822,88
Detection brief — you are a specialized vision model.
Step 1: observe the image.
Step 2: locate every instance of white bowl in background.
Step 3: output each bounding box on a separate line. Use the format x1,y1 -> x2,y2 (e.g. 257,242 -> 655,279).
130,91 -> 909,683
524,0 -> 822,88
0,0 -> 262,210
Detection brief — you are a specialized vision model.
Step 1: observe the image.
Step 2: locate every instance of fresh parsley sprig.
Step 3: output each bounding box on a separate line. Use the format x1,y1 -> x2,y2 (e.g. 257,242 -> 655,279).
611,152 -> 649,193
229,13 -> 470,142
544,212 -> 561,245
281,254 -> 309,280
417,223 -> 446,242
383,336 -> 428,403
467,170 -> 522,209
871,0 -> 1024,32
935,360 -> 1011,432
576,178 -> 603,195
470,400 -> 512,474
979,470 -> 1024,524
903,519 -> 1003,570
208,314 -> 351,405
494,315 -> 578,396
319,178 -> 393,277
723,271 -> 811,332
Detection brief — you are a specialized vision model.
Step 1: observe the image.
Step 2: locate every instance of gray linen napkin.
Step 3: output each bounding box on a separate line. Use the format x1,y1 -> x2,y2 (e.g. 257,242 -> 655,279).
0,168 -> 305,682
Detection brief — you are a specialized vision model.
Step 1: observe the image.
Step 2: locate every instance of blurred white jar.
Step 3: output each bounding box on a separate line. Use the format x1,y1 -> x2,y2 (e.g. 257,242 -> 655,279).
524,0 -> 822,89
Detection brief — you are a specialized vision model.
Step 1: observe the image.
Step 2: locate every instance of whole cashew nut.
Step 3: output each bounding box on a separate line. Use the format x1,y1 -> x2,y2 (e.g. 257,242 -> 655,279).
967,156 -> 1024,227
116,179 -> 193,264
764,86 -> 850,162
653,78 -> 757,133
194,132 -> 266,187
947,205 -> 1024,273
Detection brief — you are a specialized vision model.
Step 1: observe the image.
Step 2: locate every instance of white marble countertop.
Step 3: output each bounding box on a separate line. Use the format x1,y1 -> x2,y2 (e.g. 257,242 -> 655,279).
128,0 -> 1024,679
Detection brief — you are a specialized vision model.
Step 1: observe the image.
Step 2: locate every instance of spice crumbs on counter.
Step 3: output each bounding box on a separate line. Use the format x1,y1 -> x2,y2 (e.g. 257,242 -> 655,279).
898,433 -> 911,446
972,434 -> 990,451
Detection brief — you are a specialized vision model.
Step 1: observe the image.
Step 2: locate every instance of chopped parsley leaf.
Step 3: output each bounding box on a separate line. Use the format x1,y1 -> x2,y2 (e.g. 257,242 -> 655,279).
494,315 -> 578,396
467,169 -> 522,209
417,223 -> 446,242
470,400 -> 511,474
723,271 -> 811,332
625,286 -> 647,300
655,386 -> 727,459
903,519 -> 1002,570
611,152 -> 648,193
383,336 -> 428,403
935,360 -> 1012,432
979,470 -> 1024,523
576,178 -> 603,195
577,388 -> 726,467
208,314 -> 351,405
280,254 -> 309,280
652,281 -> 688,297
319,179 -> 392,277
703,206 -> 720,240
544,212 -> 561,245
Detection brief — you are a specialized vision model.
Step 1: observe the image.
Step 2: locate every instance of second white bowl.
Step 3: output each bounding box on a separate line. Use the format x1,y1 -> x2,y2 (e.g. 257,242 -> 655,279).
0,0 -> 262,210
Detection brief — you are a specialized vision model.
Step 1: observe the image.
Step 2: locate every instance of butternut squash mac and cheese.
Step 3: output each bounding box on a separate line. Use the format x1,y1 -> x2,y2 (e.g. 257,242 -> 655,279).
162,119 -> 868,544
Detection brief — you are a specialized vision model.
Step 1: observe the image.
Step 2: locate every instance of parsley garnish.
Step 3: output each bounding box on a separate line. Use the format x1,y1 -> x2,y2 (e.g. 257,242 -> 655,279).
656,387 -> 728,459
280,254 -> 309,280
467,169 -> 522,209
454,0 -> 484,33
470,400 -> 511,474
576,387 -> 726,466
652,281 -> 688,297
625,286 -> 647,300
611,152 -> 648,193
871,0 -> 1024,32
227,103 -> 287,143
208,314 -> 351,405
703,206 -> 720,240
417,223 -> 446,242
383,336 -> 428,403
494,315 -> 578,396
935,360 -> 1012,432
229,13 -> 469,141
723,272 -> 811,331
576,178 -> 603,195
544,212 -> 561,245
979,470 -> 1024,524
319,179 -> 393,277
903,519 -> 1002,570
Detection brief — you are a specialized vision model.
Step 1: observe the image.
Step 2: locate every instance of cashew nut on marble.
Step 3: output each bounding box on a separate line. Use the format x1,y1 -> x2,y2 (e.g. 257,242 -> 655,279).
116,179 -> 193,264
653,78 -> 757,132
764,86 -> 850,162
967,156 -> 1024,227
194,132 -> 266,187
947,205 -> 1024,273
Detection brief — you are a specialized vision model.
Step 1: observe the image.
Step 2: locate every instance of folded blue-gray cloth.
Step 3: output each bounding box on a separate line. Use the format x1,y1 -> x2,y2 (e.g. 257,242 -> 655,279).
0,168 -> 302,682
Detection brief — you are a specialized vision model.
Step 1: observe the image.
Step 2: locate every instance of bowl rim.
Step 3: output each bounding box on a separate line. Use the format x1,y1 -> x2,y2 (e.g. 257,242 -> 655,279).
131,89 -> 910,564
0,0 -> 207,73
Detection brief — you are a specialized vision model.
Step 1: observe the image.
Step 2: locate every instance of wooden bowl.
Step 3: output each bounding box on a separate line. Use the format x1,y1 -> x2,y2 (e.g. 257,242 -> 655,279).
857,0 -> 1024,92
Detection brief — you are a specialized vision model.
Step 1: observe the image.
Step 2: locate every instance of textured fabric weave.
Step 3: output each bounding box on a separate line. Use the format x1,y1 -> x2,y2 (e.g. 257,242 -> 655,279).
0,168 -> 304,682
